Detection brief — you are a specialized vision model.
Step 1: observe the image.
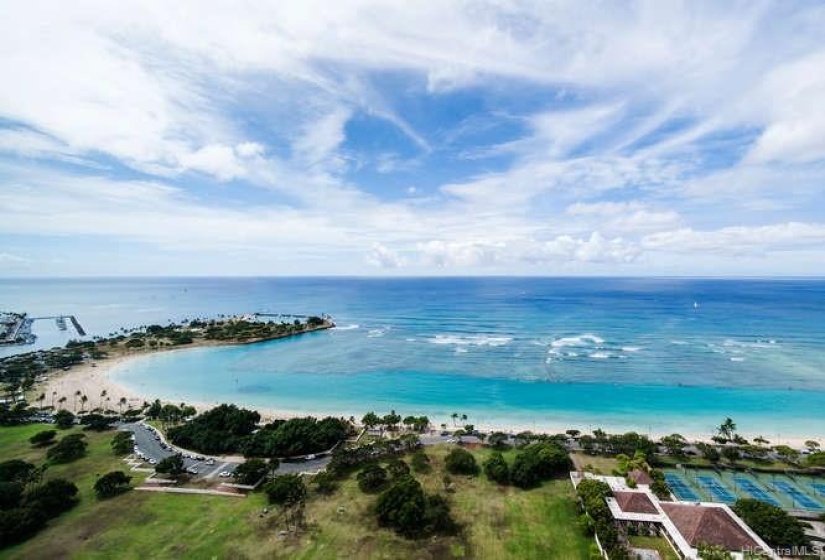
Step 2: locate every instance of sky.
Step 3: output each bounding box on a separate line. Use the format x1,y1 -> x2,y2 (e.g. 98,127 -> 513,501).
1,1 -> 824,277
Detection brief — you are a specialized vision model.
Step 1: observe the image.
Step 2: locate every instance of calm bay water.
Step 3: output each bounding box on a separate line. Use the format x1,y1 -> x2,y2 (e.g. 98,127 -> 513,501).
2,277 -> 824,438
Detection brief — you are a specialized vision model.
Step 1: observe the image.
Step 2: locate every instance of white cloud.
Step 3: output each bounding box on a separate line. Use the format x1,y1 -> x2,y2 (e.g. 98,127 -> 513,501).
642,222 -> 825,256
365,243 -> 405,269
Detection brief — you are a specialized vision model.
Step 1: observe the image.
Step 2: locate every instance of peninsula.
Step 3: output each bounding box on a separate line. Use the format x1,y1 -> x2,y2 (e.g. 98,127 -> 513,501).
1,314 -> 335,412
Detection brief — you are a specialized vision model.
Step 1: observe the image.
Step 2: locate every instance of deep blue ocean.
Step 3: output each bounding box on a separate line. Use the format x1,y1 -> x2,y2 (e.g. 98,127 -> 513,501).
2,277 -> 823,439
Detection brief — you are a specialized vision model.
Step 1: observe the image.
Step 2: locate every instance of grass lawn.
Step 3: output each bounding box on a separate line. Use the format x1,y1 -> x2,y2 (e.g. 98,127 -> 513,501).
627,535 -> 679,560
2,428 -> 592,559
570,451 -> 619,474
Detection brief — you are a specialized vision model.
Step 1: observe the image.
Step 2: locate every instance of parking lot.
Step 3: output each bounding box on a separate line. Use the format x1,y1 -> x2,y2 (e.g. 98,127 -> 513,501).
121,422 -> 240,479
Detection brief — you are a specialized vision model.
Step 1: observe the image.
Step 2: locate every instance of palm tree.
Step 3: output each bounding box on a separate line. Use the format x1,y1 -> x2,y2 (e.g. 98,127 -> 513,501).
51,391 -> 57,408
58,396 -> 67,409
73,390 -> 81,411
99,389 -> 107,409
37,393 -> 45,410
718,417 -> 736,441
450,412 -> 459,426
118,397 -> 127,415
80,394 -> 88,412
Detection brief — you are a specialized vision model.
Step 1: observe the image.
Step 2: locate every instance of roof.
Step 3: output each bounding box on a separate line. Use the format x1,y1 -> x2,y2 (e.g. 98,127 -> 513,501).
613,491 -> 659,514
660,503 -> 760,551
628,469 -> 653,485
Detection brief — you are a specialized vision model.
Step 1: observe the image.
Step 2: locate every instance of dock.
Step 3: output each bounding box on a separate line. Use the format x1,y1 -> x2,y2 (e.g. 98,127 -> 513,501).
1,311 -> 86,346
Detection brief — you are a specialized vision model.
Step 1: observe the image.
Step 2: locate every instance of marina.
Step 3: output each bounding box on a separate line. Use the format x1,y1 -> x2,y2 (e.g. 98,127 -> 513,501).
0,311 -> 85,346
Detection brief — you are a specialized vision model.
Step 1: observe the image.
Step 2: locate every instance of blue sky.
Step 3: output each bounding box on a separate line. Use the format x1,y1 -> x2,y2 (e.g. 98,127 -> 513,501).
1,1 -> 824,276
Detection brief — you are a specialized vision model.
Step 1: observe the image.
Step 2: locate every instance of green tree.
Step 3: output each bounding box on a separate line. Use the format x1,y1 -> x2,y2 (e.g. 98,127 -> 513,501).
111,431 -> 133,455
29,430 -> 57,447
733,499 -> 810,549
94,471 -> 132,499
265,474 -> 306,506
411,450 -> 431,474
53,409 -> 75,429
232,458 -> 268,485
80,413 -> 115,431
387,459 -> 410,480
697,542 -> 733,559
382,410 -> 401,432
804,440 -> 820,452
445,447 -> 479,476
718,418 -> 736,441
357,464 -> 389,493
721,445 -> 740,464
155,454 -> 185,477
46,433 -> 87,464
361,411 -> 380,430
773,445 -> 799,464
483,452 -> 510,485
311,471 -> 338,495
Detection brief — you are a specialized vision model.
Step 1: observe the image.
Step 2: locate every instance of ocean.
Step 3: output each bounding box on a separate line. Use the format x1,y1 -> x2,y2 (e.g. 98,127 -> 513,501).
2,277 -> 824,439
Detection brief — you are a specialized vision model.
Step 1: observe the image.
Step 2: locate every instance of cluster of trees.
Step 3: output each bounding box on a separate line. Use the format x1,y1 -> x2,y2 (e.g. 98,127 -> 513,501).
202,317 -> 329,343
732,499 -> 810,550
145,400 -> 197,425
243,416 -> 350,457
265,474 -> 307,506
0,459 -> 78,547
155,454 -> 185,477
578,430 -> 656,459
29,430 -> 56,447
326,438 -> 413,476
167,404 -> 260,454
167,404 -> 350,458
481,442 -> 572,489
375,475 -> 458,538
576,479 -> 626,560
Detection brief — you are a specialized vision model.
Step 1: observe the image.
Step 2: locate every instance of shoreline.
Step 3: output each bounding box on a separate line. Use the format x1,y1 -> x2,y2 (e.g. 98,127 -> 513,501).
36,350 -> 820,448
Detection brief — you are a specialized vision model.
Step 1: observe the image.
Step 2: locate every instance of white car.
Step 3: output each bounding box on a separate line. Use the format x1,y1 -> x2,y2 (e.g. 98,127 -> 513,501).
219,471 -> 232,477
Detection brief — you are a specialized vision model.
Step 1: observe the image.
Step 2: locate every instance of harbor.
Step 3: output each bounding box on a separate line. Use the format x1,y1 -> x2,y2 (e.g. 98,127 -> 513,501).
0,311 -> 85,346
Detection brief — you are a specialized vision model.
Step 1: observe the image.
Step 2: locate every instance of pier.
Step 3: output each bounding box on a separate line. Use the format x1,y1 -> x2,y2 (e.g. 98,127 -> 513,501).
1,311 -> 86,346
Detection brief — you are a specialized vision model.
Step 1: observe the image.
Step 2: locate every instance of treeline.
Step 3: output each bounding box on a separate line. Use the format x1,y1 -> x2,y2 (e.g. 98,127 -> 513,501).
166,404 -> 351,457
576,479 -> 627,559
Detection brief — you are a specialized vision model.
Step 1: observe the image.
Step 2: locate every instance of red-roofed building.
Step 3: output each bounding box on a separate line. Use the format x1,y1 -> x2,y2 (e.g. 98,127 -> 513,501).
571,472 -> 778,559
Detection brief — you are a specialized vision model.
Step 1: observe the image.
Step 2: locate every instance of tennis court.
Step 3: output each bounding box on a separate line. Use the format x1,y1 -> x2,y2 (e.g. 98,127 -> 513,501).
664,468 -> 824,511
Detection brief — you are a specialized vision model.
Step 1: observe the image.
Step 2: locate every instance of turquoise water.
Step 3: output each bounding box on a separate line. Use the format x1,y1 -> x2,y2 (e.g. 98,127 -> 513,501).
2,277 -> 824,438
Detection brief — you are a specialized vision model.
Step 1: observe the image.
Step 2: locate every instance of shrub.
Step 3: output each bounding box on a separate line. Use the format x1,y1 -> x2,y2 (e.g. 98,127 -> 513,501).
483,452 -> 510,485
444,448 -> 479,476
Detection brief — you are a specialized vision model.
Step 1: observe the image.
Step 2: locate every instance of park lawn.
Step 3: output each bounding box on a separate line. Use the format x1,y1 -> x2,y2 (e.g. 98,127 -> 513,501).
627,536 -> 679,560
2,429 -> 592,560
570,451 -> 620,474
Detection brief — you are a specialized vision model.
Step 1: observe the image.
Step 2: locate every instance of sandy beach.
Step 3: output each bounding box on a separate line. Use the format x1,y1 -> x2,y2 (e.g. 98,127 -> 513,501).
33,351 -> 818,448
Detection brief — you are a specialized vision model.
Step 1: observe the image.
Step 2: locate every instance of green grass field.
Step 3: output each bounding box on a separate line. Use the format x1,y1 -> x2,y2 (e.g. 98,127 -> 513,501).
1,427 -> 592,559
